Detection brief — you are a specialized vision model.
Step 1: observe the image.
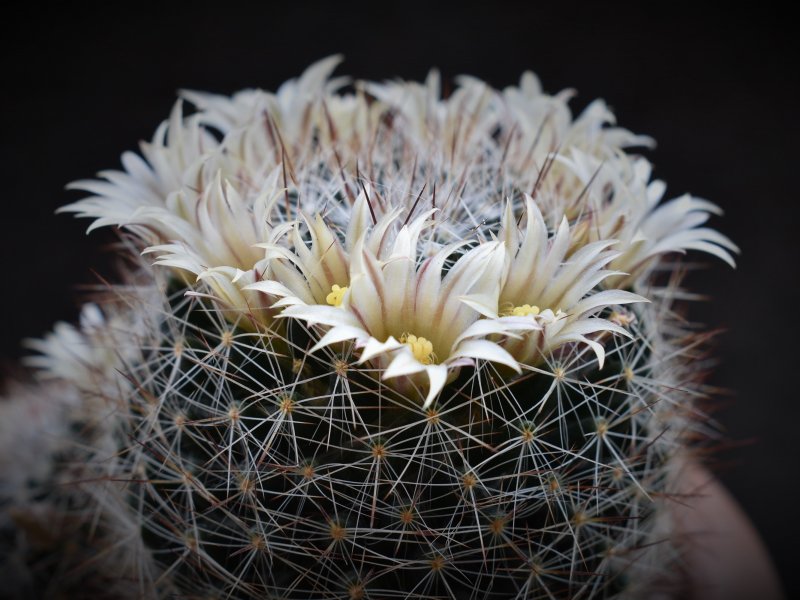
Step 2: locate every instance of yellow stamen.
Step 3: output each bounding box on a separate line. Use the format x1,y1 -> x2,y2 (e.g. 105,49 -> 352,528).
326,284 -> 348,307
503,304 -> 541,317
400,333 -> 436,365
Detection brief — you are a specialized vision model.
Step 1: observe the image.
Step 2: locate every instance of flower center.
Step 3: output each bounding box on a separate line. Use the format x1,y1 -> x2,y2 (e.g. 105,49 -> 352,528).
503,304 -> 541,317
326,284 -> 348,307
400,333 -> 436,365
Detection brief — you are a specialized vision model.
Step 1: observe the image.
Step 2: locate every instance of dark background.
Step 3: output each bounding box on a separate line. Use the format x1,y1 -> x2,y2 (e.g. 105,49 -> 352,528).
2,2 -> 797,594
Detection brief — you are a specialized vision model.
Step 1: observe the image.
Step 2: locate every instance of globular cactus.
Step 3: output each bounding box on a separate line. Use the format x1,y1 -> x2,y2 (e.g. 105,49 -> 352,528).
1,56 -> 737,599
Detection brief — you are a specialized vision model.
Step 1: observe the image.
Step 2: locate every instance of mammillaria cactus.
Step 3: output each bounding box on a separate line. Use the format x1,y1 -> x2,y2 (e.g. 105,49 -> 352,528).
0,56 -> 737,599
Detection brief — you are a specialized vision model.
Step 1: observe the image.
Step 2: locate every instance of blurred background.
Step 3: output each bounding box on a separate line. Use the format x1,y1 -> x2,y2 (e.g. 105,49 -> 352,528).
2,2 -> 796,594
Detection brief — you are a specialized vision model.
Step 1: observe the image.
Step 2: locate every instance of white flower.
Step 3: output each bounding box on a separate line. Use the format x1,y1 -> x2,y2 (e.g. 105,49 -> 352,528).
137,175 -> 295,329
182,54 -> 347,143
24,304 -> 122,389
57,57 -> 736,399
244,186 -> 373,309
557,149 -> 739,288
462,195 -> 647,368
253,209 -> 535,407
501,72 -> 654,194
61,100 -> 218,239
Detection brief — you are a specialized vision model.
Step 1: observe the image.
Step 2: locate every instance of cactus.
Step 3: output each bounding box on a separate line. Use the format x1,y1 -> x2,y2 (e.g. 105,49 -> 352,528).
1,57 -> 737,599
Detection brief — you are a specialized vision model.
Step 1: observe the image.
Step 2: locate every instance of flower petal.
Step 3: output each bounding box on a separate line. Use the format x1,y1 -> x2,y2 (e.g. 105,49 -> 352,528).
422,364 -> 449,409
449,339 -> 521,373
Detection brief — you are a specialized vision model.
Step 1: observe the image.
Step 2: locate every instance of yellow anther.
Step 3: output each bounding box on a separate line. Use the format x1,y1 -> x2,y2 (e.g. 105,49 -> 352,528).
503,304 -> 541,317
326,284 -> 348,307
400,333 -> 436,365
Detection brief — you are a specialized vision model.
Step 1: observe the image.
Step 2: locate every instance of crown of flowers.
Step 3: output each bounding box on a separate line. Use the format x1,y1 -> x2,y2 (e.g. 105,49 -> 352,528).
61,56 -> 737,408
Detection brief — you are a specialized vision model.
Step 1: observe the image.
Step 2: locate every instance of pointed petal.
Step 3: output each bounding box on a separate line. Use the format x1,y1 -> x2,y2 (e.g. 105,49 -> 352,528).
382,350 -> 427,378
280,304 -> 361,328
449,339 -> 521,373
359,336 -> 404,363
310,325 -> 365,353
570,290 -> 649,316
422,364 -> 449,409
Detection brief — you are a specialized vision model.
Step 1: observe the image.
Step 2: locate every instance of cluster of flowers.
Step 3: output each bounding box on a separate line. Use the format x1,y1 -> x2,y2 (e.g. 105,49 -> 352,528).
63,55 -> 736,407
